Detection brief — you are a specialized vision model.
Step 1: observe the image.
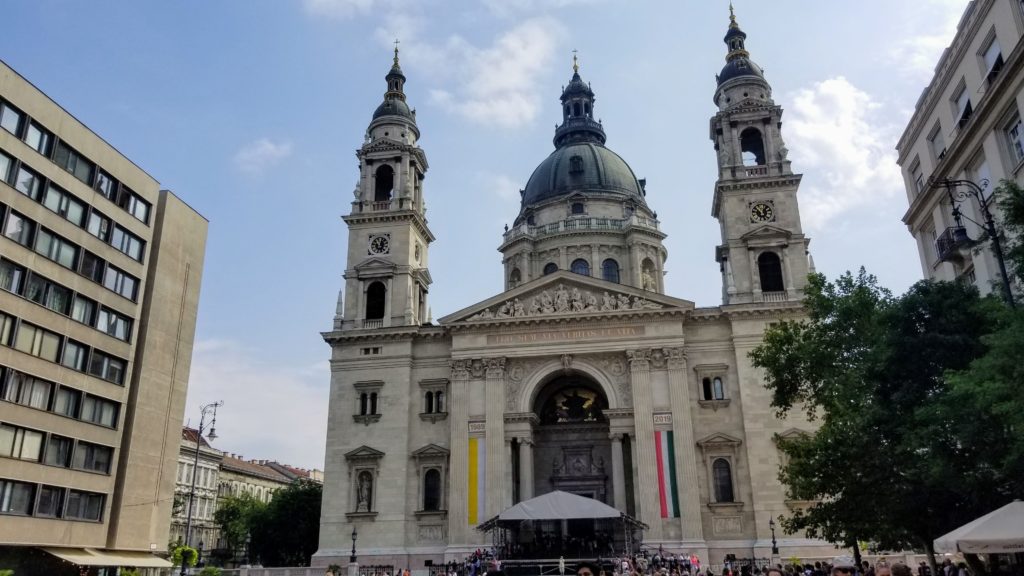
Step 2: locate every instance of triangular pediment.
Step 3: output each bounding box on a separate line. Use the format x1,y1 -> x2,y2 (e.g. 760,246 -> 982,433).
344,445 -> 385,461
412,444 -> 450,459
360,137 -> 410,155
352,257 -> 397,272
696,432 -> 743,448
438,270 -> 693,325
774,428 -> 811,443
739,224 -> 793,242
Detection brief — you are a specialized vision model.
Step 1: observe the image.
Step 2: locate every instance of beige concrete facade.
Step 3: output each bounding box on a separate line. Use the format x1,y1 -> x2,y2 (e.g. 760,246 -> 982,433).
898,0 -> 1024,296
0,58 -> 206,566
317,22 -> 837,570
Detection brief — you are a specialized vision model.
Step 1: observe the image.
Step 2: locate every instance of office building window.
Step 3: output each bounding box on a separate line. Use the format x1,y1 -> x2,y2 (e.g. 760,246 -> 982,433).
45,435 -> 73,467
0,424 -> 44,461
0,102 -> 24,136
54,141 -> 96,187
97,308 -> 132,341
0,480 -> 35,515
35,485 -> 64,518
14,166 -> 42,200
42,184 -> 86,227
73,442 -> 113,474
53,386 -> 81,418
3,371 -> 52,410
34,228 -> 79,270
88,351 -> 126,385
3,212 -> 34,246
14,323 -> 62,363
24,121 -> 53,156
62,340 -> 89,372
65,490 -> 104,521
103,266 -> 138,301
81,394 -> 118,428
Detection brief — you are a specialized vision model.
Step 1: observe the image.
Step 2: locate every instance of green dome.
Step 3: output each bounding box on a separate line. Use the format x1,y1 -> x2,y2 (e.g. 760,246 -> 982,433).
521,142 -> 644,208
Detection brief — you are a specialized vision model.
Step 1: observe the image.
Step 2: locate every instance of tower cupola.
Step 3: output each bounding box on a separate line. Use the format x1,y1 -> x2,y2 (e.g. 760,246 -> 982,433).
372,43 -> 417,128
714,3 -> 770,106
554,54 -> 606,147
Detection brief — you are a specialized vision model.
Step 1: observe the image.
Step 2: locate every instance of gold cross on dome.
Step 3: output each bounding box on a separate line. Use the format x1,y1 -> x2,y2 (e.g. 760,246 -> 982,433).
572,49 -> 579,73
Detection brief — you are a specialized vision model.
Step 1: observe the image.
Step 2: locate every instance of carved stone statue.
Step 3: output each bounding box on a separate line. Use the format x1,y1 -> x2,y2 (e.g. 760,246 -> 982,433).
616,294 -> 630,309
642,269 -> 656,291
778,143 -> 789,161
513,298 -> 525,317
601,292 -> 615,311
356,471 -> 373,512
554,285 -> 570,312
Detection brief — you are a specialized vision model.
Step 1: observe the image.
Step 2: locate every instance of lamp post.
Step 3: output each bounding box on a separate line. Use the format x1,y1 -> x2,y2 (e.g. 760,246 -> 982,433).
937,178 -> 1016,308
350,525 -> 358,563
181,400 -> 223,576
769,518 -> 779,556
245,531 -> 252,567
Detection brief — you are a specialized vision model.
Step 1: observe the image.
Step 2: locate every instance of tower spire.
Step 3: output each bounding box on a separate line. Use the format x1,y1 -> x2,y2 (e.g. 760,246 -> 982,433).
572,49 -> 579,74
393,39 -> 400,66
729,2 -> 737,28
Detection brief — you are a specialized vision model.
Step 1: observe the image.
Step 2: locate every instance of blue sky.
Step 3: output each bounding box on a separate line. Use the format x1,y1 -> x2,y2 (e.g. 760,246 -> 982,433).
0,0 -> 967,468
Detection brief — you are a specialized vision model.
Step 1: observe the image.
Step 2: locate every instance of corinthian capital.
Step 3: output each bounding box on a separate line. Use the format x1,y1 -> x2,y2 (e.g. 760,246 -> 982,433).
485,357 -> 507,378
626,348 -> 651,369
664,346 -> 687,369
450,359 -> 471,380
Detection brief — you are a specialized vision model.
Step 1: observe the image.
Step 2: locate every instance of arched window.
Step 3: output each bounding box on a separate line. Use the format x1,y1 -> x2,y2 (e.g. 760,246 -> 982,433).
702,377 -> 713,401
435,391 -> 444,413
713,458 -> 734,503
584,102 -> 591,116
370,392 -> 378,415
424,391 -> 434,414
359,393 -> 368,415
423,469 -> 442,511
565,105 -> 570,117
740,128 -> 766,166
366,281 -> 386,320
543,263 -> 558,275
758,252 -> 785,292
573,102 -> 581,117
509,268 -> 521,288
374,165 -> 395,202
602,259 -> 620,283
571,202 -> 585,214
712,377 -> 725,400
571,258 -> 590,276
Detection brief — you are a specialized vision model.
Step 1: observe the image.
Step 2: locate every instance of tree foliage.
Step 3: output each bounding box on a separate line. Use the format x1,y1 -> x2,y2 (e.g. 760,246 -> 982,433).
751,269 -> 1022,565
213,493 -> 267,559
996,178 -> 1024,285
171,545 -> 198,568
251,479 -> 323,566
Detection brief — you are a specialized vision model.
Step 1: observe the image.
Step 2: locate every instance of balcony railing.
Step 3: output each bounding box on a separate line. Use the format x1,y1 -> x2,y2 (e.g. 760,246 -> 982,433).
502,214 -> 660,243
371,200 -> 392,211
744,165 -> 768,177
762,291 -> 788,302
936,226 -> 970,263
361,319 -> 383,329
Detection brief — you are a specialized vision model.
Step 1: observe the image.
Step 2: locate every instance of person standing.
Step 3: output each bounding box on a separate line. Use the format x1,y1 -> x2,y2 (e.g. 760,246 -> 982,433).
560,556 -> 566,576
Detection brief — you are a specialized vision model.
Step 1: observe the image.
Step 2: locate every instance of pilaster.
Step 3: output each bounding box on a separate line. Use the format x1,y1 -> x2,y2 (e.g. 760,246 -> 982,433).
484,357 -> 506,518
627,348 -> 661,539
447,360 -> 470,545
610,433 -> 627,512
666,347 -> 705,543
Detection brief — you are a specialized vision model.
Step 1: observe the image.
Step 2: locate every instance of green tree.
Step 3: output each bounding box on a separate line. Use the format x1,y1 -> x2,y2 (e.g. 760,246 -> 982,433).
751,270 -> 1018,570
213,493 -> 267,561
251,479 -> 322,566
996,178 -> 1024,285
171,545 -> 199,568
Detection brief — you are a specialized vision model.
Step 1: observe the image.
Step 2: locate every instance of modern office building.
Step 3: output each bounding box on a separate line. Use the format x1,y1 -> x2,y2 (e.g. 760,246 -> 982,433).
316,10 -> 833,569
898,0 -> 1024,298
0,59 -> 207,572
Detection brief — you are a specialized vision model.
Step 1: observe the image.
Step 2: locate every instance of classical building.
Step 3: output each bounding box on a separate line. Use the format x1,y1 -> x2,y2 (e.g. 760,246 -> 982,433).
316,12 -> 831,569
169,428 -> 225,552
0,59 -> 207,571
898,0 -> 1023,298
217,454 -> 294,504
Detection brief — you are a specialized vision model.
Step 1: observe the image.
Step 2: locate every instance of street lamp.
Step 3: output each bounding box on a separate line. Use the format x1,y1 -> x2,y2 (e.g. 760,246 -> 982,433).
350,525 -> 358,564
181,400 -> 223,576
769,518 -> 779,556
935,178 -> 1017,308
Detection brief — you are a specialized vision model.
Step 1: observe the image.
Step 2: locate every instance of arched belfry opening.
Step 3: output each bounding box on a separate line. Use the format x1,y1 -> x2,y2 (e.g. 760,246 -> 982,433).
740,127 -> 766,166
374,164 -> 394,202
758,251 -> 784,292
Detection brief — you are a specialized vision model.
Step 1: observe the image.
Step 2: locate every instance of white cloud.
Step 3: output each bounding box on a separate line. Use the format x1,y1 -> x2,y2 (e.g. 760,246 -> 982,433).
184,339 -> 329,470
784,76 -> 904,230
232,138 -> 293,175
406,17 -> 565,128
482,0 -> 600,17
302,0 -> 377,20
886,0 -> 964,82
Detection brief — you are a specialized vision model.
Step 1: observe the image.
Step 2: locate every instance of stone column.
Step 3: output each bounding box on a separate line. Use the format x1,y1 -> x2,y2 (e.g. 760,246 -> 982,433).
505,438 -> 514,508
630,244 -> 642,287
666,347 -> 705,543
448,360 -> 471,545
610,433 -> 627,511
627,348 -> 661,539
485,358 -> 506,518
559,247 -> 567,271
591,244 -> 601,278
748,248 -> 761,298
518,438 -> 534,501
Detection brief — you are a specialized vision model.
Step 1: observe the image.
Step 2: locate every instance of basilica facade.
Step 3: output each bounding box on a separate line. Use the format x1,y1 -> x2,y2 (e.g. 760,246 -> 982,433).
315,12 -> 834,569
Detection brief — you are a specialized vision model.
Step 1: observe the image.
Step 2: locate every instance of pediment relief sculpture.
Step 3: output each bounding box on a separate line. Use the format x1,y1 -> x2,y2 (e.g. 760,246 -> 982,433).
467,283 -> 661,321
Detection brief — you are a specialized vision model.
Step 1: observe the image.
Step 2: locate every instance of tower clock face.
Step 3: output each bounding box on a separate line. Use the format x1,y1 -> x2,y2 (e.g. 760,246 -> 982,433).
368,234 -> 391,255
750,201 -> 775,223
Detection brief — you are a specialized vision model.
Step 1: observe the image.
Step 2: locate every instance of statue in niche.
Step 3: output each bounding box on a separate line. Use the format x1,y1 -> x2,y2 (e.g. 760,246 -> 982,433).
642,269 -> 656,291
356,471 -> 373,512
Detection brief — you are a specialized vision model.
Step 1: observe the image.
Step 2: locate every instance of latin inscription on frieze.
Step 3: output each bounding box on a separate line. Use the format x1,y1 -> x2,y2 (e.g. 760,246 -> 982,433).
486,326 -> 645,345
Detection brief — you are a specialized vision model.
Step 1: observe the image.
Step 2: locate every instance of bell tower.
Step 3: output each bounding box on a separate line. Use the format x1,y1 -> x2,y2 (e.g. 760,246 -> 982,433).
339,45 -> 434,330
710,6 -> 811,305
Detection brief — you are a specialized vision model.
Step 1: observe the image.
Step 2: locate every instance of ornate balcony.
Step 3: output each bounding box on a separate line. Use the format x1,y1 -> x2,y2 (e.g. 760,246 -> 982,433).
502,214 -> 660,244
761,291 -> 788,303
